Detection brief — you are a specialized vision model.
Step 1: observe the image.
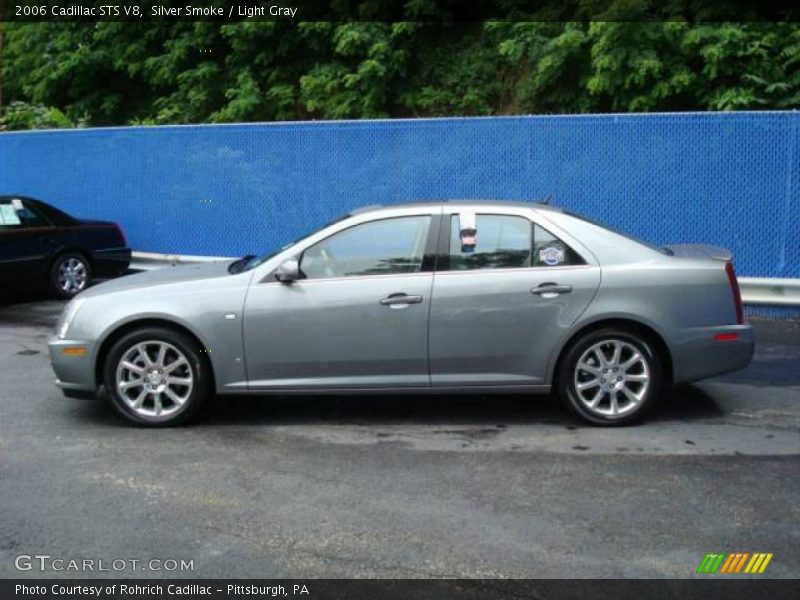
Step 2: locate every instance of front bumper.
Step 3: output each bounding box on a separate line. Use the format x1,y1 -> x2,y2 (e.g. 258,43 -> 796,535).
48,337 -> 98,396
670,323 -> 755,384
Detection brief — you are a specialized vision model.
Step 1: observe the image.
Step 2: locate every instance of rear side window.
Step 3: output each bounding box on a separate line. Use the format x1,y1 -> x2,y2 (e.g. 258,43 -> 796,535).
447,215 -> 585,270
533,224 -> 585,267
28,200 -> 74,226
449,214 -> 531,270
17,201 -> 50,227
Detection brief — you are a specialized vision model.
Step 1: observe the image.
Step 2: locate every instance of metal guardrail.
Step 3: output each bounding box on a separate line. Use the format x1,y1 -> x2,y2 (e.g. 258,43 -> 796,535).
130,252 -> 800,307
738,277 -> 800,307
130,251 -> 234,270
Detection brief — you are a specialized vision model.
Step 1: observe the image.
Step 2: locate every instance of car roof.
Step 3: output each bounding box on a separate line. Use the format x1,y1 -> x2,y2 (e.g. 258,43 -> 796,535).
349,200 -> 561,216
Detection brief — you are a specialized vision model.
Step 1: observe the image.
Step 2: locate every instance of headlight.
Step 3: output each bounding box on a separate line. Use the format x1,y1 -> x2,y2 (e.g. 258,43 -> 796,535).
55,298 -> 85,339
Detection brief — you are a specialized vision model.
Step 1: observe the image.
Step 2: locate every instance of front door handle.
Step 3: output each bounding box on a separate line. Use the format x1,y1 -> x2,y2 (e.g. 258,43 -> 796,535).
531,283 -> 573,296
379,293 -> 423,306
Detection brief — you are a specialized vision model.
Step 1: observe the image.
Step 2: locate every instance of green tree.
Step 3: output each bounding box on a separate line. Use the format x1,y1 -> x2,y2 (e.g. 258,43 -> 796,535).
0,100 -> 81,130
2,18 -> 799,129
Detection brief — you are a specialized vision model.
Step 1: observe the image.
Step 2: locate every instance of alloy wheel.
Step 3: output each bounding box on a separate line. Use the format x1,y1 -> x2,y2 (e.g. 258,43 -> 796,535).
115,341 -> 194,419
57,257 -> 88,295
573,339 -> 650,418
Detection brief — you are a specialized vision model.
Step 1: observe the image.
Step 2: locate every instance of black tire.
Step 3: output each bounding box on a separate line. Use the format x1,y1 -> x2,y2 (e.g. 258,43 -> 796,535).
557,328 -> 662,426
103,327 -> 210,426
50,252 -> 91,299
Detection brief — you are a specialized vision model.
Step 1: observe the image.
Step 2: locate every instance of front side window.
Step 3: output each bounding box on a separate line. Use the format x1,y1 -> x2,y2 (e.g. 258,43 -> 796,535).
449,214 -> 532,270
300,216 -> 431,279
0,199 -> 49,229
0,201 -> 23,229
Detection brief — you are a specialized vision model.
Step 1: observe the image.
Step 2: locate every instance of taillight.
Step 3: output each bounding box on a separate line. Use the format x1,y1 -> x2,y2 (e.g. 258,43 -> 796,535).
725,261 -> 744,325
114,223 -> 127,246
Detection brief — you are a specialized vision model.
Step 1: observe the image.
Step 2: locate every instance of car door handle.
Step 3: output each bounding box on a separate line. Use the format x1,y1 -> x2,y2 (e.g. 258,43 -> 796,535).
379,293 -> 423,306
531,283 -> 573,296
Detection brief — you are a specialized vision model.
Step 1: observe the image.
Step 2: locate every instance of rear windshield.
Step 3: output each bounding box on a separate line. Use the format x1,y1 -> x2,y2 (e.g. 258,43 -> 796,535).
564,211 -> 673,256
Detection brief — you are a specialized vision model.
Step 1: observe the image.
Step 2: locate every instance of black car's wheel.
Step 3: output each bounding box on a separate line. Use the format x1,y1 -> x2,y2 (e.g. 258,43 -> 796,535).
51,252 -> 91,298
557,328 -> 662,426
103,327 -> 210,426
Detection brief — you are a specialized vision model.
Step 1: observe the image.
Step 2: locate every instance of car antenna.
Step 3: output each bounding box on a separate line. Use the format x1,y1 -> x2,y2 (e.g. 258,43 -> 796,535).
541,194 -> 552,205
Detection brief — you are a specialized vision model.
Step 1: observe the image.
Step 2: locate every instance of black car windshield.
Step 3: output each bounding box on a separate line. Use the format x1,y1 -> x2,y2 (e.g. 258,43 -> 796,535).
233,213 -> 350,273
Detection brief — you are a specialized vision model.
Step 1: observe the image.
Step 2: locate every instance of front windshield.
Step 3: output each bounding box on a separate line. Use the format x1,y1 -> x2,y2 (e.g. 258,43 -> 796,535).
236,213 -> 350,272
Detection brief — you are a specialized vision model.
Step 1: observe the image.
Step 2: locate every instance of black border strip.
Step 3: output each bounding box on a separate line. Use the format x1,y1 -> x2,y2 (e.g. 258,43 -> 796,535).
3,579 -> 799,600
4,0 -> 800,23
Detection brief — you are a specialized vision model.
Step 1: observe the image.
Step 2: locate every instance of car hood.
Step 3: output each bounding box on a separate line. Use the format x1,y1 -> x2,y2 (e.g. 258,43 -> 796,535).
80,261 -> 234,297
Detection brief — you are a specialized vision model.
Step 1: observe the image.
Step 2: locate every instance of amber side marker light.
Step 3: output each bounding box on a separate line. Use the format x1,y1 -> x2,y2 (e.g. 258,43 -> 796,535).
714,333 -> 740,342
62,347 -> 88,356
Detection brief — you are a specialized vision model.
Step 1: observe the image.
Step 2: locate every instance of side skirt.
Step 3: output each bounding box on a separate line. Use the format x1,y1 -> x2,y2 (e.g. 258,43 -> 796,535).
219,384 -> 552,396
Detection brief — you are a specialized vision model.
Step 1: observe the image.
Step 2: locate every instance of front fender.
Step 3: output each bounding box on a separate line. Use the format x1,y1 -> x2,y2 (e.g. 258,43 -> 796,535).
69,282 -> 249,391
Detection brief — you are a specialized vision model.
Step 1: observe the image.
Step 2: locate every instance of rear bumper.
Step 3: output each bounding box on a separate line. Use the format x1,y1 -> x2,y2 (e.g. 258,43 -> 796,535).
92,247 -> 131,277
670,323 -> 755,384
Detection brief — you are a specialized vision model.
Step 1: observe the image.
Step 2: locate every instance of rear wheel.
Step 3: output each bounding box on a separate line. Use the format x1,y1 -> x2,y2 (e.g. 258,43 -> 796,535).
557,328 -> 662,426
103,327 -> 209,426
51,252 -> 91,298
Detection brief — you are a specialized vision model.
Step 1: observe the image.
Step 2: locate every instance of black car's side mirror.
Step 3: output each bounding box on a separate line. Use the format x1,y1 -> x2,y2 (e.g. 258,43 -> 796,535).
275,258 -> 301,283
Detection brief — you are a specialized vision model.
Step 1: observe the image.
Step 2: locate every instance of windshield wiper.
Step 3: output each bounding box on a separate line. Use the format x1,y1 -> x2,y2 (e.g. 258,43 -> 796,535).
228,254 -> 256,274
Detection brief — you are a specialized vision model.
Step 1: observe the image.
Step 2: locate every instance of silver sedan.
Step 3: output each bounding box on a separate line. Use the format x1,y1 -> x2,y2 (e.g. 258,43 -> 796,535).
49,201 -> 754,426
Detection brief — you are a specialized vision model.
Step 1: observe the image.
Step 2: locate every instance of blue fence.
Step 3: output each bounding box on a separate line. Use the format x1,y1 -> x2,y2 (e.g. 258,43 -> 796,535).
1,112 -> 798,278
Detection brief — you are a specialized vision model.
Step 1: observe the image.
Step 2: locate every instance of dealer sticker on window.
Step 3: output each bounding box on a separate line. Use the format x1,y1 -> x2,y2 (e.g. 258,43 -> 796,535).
0,204 -> 21,225
539,246 -> 565,266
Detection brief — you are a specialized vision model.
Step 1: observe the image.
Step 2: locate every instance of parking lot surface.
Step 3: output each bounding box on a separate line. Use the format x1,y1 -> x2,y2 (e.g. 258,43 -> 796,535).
0,296 -> 798,578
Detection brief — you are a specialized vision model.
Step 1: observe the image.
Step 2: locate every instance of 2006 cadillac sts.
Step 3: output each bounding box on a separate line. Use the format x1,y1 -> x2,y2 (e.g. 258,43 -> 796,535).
49,201 -> 754,426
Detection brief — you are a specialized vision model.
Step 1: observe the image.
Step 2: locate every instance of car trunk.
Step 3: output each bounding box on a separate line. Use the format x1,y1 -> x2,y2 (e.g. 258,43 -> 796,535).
662,244 -> 732,261
663,244 -> 743,324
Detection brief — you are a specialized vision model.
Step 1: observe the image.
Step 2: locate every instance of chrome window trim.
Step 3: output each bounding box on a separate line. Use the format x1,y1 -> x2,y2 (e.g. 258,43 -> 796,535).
258,271 -> 435,286
432,264 -> 594,278
251,203 -> 598,284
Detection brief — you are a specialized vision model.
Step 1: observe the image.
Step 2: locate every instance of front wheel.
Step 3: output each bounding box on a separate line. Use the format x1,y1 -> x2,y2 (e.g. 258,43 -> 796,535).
557,328 -> 662,426
103,327 -> 209,426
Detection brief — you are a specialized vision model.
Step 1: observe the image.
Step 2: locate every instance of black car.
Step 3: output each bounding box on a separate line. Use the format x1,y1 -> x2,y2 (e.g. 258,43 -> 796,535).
0,196 -> 131,298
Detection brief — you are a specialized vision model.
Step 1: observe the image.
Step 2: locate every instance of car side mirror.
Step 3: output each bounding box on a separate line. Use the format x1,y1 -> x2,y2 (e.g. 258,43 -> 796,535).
275,258 -> 301,283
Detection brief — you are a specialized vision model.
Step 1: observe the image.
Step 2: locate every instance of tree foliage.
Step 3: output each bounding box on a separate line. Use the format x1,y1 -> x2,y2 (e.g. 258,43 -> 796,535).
2,19 -> 799,129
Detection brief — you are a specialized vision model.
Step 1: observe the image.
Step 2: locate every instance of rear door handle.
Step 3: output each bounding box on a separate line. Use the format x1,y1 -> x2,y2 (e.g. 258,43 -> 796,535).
379,293 -> 423,306
531,283 -> 573,296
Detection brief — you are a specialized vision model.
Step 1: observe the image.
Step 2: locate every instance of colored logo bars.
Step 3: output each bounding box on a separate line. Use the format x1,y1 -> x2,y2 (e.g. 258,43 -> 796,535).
697,553 -> 773,574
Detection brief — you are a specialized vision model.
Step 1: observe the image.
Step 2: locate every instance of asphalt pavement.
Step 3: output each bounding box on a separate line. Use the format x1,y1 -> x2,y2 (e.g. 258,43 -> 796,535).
0,295 -> 798,579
